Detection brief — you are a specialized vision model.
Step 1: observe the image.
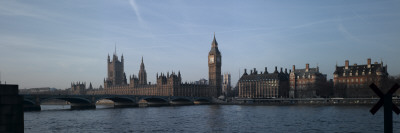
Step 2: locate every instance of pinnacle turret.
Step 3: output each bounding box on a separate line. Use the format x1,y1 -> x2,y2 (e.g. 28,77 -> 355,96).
138,56 -> 147,85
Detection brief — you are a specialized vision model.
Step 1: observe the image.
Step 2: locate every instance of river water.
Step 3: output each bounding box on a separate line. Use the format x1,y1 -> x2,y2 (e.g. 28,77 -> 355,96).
24,105 -> 400,133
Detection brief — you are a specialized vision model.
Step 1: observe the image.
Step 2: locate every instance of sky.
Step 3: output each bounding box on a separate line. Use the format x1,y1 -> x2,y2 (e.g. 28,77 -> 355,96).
0,0 -> 400,89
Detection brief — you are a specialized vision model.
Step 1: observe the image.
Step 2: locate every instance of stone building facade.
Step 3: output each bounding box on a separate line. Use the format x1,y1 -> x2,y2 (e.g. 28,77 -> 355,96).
333,58 -> 388,98
289,64 -> 327,98
222,73 -> 231,96
84,35 -> 222,97
238,67 -> 290,98
208,35 -> 222,97
71,82 -> 86,95
104,53 -> 127,88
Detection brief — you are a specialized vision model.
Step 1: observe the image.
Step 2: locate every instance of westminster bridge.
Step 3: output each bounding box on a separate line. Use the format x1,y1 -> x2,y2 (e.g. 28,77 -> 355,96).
21,94 -> 212,111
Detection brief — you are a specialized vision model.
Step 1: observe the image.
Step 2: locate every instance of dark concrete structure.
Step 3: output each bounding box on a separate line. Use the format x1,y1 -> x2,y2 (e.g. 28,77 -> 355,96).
0,84 -> 23,133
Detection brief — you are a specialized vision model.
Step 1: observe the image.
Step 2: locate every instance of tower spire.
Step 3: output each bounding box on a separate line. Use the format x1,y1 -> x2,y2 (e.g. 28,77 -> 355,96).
114,43 -> 116,55
139,56 -> 147,85
212,33 -> 218,47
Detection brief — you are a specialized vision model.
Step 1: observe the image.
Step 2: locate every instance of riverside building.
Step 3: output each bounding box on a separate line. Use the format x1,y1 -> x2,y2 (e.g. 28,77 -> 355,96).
84,35 -> 223,97
289,64 -> 327,98
238,67 -> 290,98
333,58 -> 388,98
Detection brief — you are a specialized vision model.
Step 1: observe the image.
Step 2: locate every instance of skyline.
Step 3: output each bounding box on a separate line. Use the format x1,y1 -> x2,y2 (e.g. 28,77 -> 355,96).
1,0 -> 400,89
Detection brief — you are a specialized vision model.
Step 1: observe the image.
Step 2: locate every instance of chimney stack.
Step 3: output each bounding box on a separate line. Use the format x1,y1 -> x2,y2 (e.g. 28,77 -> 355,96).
306,64 -> 309,72
345,60 -> 349,69
264,67 -> 268,74
367,58 -> 371,68
292,65 -> 296,72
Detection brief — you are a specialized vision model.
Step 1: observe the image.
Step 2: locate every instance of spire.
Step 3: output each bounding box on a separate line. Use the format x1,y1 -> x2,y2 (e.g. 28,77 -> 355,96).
89,82 -> 93,89
114,43 -> 116,55
212,33 -> 218,48
140,56 -> 145,70
138,56 -> 147,85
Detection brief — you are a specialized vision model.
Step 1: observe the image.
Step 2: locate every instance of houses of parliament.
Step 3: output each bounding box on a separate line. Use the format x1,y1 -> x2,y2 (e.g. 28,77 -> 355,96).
82,35 -> 222,97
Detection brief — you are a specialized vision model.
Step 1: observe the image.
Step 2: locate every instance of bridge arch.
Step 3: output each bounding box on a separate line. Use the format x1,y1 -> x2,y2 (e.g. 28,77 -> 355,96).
193,98 -> 211,104
95,96 -> 136,103
138,97 -> 169,107
170,97 -> 193,105
23,99 -> 36,105
170,97 -> 193,102
40,97 -> 92,104
40,96 -> 95,109
141,97 -> 168,102
96,96 -> 137,107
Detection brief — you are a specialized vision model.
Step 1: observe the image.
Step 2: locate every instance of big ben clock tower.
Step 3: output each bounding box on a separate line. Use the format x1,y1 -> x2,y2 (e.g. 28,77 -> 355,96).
208,34 -> 222,97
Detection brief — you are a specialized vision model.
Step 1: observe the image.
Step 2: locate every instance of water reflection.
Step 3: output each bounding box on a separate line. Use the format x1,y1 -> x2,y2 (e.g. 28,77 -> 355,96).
25,105 -> 399,133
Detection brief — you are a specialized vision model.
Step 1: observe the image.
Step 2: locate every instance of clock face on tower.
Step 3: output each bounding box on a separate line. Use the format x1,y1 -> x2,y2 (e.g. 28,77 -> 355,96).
209,56 -> 214,64
216,57 -> 220,63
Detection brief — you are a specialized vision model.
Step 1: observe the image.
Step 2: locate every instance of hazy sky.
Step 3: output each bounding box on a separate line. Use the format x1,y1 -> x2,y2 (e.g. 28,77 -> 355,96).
1,0 -> 400,89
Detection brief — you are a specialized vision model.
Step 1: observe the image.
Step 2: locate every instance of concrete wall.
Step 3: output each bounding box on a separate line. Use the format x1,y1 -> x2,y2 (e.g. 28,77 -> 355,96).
0,84 -> 24,133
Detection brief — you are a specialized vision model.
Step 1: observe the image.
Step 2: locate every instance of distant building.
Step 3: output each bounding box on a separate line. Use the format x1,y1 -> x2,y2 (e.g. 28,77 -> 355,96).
238,67 -> 290,98
19,87 -> 52,94
104,52 -> 128,88
71,82 -> 86,95
222,73 -> 231,96
333,58 -> 388,98
195,78 -> 208,85
289,64 -> 327,98
86,35 -> 223,97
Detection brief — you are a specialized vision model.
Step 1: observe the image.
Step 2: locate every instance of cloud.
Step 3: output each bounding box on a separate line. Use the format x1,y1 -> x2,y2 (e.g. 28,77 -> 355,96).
338,23 -> 361,42
129,0 -> 143,23
0,1 -> 58,22
292,18 -> 337,29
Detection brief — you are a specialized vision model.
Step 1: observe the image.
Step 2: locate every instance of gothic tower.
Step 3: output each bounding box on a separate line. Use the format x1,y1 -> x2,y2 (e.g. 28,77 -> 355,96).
104,49 -> 127,88
138,56 -> 147,85
208,34 -> 222,97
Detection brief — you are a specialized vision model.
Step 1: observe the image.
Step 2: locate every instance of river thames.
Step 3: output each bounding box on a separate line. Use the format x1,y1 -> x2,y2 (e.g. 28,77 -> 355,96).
24,105 -> 400,133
